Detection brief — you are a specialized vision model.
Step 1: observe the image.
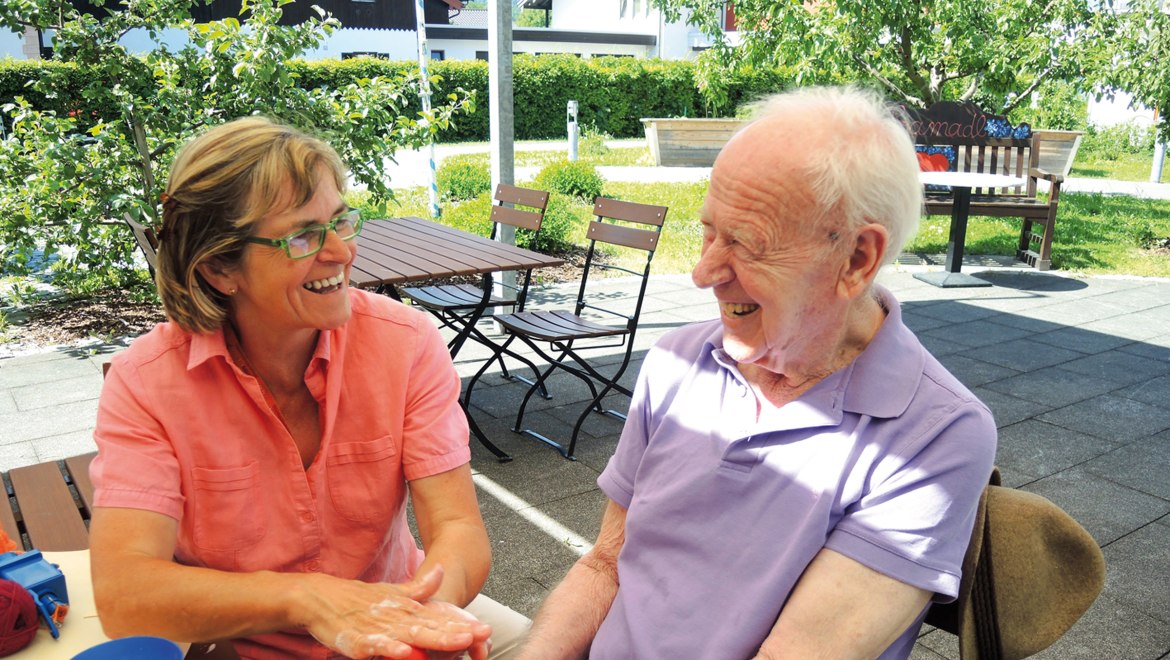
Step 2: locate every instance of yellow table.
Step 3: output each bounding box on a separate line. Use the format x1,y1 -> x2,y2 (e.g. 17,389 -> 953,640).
11,550 -> 190,658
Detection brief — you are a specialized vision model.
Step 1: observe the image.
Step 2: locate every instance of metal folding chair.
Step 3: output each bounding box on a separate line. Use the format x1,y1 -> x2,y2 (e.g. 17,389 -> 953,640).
400,183 -> 550,359
466,196 -> 668,459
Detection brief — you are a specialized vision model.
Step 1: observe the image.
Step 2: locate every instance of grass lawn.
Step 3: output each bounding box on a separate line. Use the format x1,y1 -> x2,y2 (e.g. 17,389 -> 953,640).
1071,152 -> 1166,182
369,139 -> 1170,279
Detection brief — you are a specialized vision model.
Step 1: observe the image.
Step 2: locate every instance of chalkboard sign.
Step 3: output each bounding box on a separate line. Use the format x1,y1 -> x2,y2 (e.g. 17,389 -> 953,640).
899,101 -> 1031,146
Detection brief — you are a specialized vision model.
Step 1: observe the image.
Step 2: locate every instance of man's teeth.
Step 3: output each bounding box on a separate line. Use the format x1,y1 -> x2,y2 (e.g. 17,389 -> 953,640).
722,303 -> 759,317
304,274 -> 345,291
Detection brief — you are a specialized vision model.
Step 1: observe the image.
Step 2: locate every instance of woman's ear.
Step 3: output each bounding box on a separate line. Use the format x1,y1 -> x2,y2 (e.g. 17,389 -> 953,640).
837,223 -> 888,299
195,258 -> 240,297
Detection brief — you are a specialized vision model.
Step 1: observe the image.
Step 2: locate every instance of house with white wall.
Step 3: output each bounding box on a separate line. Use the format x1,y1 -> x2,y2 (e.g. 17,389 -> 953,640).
0,0 -> 736,62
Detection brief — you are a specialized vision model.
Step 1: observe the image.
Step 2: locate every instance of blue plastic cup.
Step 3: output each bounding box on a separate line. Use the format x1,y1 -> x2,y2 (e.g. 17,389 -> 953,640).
72,635 -> 184,659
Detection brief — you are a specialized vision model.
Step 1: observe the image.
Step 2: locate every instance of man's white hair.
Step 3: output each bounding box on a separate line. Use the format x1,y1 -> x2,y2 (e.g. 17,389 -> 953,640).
747,86 -> 923,264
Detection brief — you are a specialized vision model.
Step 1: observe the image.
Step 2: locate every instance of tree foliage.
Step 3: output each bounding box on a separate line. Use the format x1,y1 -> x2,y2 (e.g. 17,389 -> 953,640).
1100,0 -> 1169,141
0,0 -> 474,291
651,0 -> 1104,113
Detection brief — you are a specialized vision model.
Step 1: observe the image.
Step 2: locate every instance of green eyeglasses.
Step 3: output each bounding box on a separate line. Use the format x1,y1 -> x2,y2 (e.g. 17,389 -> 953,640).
246,208 -> 364,259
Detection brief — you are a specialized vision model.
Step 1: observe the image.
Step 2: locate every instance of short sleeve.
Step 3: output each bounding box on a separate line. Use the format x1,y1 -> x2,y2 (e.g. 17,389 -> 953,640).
597,342 -> 666,508
400,315 -> 471,481
90,358 -> 185,519
826,401 -> 997,601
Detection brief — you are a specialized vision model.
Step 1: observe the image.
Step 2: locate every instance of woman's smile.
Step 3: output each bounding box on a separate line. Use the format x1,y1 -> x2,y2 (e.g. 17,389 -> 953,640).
303,272 -> 347,294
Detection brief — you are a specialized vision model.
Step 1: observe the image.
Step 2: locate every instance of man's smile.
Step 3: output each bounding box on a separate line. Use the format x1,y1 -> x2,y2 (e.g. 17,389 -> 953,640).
721,302 -> 759,317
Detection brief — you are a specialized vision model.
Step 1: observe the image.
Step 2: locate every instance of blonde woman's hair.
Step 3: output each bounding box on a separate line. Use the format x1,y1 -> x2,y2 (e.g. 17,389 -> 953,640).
155,116 -> 347,333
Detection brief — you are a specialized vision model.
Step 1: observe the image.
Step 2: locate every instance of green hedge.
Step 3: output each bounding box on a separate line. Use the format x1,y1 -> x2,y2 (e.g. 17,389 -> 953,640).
2,55 -> 792,142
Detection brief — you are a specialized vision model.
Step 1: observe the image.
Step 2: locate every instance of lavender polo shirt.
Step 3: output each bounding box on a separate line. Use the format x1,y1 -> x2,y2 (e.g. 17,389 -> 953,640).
594,286 -> 996,659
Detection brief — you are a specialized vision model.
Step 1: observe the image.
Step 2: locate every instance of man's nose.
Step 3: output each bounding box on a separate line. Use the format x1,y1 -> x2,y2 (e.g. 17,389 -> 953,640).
692,246 -> 731,288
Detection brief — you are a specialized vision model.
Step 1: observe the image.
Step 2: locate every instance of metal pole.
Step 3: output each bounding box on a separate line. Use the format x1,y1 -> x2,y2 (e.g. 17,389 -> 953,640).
1152,107 -> 1166,184
489,0 -> 516,324
415,0 -> 440,219
567,100 -> 579,161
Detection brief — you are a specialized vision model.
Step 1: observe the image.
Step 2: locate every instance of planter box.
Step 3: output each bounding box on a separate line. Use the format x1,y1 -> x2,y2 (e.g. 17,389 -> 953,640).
641,117 -> 746,167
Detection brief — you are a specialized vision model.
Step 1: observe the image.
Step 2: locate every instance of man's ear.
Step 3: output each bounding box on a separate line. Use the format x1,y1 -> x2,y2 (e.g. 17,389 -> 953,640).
837,223 -> 888,299
195,258 -> 240,297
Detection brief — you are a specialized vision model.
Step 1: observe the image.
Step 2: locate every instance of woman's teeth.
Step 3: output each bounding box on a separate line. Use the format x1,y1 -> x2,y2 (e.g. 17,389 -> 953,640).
722,303 -> 759,317
304,274 -> 345,292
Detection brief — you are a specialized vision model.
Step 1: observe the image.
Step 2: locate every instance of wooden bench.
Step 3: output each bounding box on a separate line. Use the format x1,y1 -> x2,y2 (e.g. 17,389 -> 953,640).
903,102 -> 1069,271
1,452 -> 238,658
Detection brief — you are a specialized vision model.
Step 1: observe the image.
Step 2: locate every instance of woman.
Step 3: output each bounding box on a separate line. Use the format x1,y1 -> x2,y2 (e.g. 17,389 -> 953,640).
90,117 -> 521,659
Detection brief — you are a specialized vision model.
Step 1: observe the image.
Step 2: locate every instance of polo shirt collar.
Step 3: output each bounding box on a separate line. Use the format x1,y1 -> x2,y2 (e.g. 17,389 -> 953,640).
186,325 -> 337,372
704,285 -> 922,422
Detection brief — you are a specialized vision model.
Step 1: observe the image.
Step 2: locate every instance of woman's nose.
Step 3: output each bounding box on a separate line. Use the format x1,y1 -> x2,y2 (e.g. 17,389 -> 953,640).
318,227 -> 354,263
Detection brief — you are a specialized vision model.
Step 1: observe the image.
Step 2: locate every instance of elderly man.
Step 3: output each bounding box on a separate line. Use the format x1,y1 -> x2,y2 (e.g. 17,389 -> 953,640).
517,86 -> 997,659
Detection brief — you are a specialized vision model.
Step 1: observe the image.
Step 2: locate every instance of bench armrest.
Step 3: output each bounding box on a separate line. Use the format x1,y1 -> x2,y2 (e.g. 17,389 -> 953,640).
1029,167 -> 1064,185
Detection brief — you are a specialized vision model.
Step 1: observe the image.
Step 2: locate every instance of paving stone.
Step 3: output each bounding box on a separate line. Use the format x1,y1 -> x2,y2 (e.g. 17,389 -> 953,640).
916,333 -> 966,358
902,312 -> 953,334
1080,431 -> 1170,500
981,367 -> 1121,409
1036,395 -> 1170,444
1118,334 -> 1170,361
0,441 -> 39,470
921,319 -> 1033,349
1056,350 -> 1170,387
1116,375 -> 1170,410
934,354 -> 1020,389
960,337 -> 1084,372
1030,325 -> 1133,355
0,353 -> 101,388
995,419 -> 1120,479
1077,313 -> 1169,342
1024,469 -> 1170,546
910,636 -> 953,660
971,387 -> 1054,428
0,391 -> 16,415
32,430 -> 98,463
909,300 -> 1000,324
0,398 -> 99,445
1029,593 -> 1170,660
10,374 -> 103,411
1101,523 -> 1170,624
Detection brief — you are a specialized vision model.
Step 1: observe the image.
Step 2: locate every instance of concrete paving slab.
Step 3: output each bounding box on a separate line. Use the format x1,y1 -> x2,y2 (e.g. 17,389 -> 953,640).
1101,520 -> 1170,624
982,367 -> 1124,409
995,419 -> 1121,478
1036,394 -> 1170,444
1057,350 -> 1170,386
1081,431 -> 1170,501
1023,469 -> 1170,546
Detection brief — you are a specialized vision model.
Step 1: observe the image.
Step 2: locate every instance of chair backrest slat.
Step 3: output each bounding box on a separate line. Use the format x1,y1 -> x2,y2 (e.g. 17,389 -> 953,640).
593,196 -> 667,227
495,183 -> 550,211
586,220 -> 660,251
491,205 -> 544,231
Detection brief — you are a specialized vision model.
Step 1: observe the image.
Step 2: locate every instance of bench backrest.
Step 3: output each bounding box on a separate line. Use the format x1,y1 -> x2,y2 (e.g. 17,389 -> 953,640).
902,101 -> 1039,195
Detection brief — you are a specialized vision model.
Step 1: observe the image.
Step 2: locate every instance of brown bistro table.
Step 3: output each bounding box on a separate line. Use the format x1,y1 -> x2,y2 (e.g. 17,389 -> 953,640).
353,216 -> 565,461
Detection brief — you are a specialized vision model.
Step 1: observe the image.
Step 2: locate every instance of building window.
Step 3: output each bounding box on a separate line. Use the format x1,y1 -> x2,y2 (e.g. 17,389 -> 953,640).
619,0 -> 627,18
475,51 -> 489,61
431,49 -> 445,60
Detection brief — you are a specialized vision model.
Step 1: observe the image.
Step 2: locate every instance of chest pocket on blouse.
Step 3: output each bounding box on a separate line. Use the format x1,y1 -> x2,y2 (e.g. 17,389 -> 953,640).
325,437 -> 400,524
191,461 -> 266,551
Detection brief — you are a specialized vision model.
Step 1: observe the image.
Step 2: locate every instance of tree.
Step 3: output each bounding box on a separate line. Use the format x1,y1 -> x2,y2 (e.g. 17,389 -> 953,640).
1101,0 -> 1169,141
0,0 -> 474,291
651,0 -> 1105,114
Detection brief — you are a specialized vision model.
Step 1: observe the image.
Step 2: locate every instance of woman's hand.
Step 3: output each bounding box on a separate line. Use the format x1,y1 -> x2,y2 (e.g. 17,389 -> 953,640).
302,565 -> 492,659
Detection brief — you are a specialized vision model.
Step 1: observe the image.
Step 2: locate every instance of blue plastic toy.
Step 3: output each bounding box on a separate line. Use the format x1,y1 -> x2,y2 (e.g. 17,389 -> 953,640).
0,550 -> 69,638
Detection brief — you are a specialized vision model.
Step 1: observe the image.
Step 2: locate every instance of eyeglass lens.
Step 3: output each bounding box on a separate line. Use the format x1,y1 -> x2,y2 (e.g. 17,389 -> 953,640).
288,211 -> 361,258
